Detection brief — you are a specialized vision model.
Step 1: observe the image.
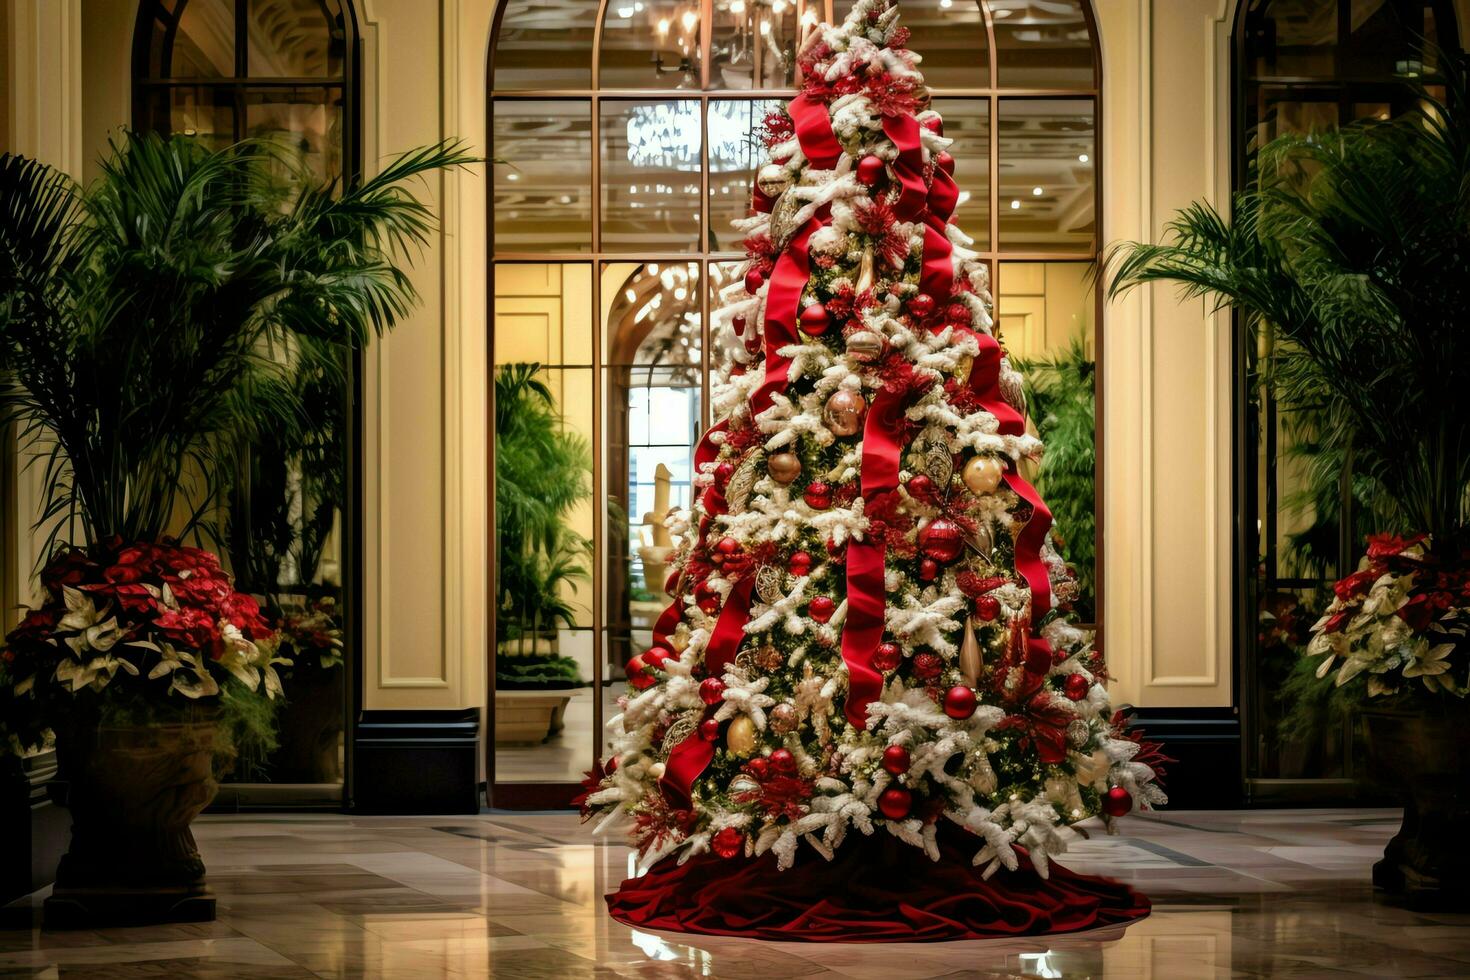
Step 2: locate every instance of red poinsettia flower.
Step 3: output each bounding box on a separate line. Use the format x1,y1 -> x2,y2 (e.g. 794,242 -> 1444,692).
1333,568 -> 1379,601
1366,533 -> 1426,560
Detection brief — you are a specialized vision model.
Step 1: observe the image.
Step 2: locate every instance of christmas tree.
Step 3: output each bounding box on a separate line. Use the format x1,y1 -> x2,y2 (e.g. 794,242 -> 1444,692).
587,0 -> 1165,920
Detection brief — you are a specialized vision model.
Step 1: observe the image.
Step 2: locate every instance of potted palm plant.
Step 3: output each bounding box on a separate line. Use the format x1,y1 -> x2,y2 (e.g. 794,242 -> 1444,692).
0,134 -> 471,923
1109,64 -> 1470,903
494,363 -> 592,744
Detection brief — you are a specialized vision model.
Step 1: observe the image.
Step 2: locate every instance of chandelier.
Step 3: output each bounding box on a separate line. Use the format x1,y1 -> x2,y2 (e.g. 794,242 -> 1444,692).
625,100 -> 780,172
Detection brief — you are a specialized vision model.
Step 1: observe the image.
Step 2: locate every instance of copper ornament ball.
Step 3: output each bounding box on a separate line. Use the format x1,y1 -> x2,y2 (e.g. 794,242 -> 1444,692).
823,389 -> 867,437
768,451 -> 802,484
963,454 -> 1006,495
769,702 -> 799,734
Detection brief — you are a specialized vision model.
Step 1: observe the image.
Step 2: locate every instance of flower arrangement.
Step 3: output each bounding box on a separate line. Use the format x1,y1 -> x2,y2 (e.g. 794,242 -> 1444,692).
275,598 -> 345,676
0,540 -> 287,754
1308,534 -> 1468,698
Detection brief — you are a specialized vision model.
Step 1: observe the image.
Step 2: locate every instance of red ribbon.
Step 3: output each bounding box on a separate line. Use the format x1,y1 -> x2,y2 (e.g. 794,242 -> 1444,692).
658,90 -> 839,805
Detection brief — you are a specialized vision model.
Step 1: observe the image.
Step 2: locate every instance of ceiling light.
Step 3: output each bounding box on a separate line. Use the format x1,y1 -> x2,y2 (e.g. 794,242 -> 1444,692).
681,10 -> 697,32
617,5 -> 634,17
1009,200 -> 1021,209
625,288 -> 638,302
506,172 -> 519,181
1031,186 -> 1043,196
1078,153 -> 1089,163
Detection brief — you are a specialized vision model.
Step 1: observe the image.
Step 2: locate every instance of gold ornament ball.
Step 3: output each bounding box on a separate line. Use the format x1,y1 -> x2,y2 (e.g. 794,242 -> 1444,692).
824,389 -> 867,437
769,703 -> 799,734
768,451 -> 802,484
845,330 -> 885,364
725,716 -> 758,757
963,455 -> 1006,495
757,164 -> 791,198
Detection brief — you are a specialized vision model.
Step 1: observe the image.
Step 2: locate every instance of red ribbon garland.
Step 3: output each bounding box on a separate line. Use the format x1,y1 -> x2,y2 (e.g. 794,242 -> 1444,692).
658,91 -> 840,804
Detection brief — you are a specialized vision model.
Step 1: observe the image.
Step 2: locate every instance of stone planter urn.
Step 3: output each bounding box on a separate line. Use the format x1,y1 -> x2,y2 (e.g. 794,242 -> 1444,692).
45,714 -> 221,925
1361,707 -> 1470,906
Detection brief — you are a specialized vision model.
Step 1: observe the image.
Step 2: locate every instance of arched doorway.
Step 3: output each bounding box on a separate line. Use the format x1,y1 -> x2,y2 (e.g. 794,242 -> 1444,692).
487,0 -> 1104,805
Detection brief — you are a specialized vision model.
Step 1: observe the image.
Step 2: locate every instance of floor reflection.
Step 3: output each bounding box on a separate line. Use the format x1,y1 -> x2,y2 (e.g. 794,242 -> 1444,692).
4,809 -> 1468,978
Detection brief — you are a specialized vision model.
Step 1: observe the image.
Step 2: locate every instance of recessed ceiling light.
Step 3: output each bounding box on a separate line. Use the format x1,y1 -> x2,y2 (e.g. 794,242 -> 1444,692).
1031,186 -> 1043,196
506,172 -> 519,181
1078,153 -> 1089,163
1009,200 -> 1021,209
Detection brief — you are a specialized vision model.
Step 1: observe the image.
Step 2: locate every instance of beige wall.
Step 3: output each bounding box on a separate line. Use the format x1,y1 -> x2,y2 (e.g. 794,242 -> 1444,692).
8,0 -> 1236,714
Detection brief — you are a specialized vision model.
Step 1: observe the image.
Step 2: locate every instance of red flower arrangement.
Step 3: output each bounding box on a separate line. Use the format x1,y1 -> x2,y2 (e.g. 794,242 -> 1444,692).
1,539 -> 287,750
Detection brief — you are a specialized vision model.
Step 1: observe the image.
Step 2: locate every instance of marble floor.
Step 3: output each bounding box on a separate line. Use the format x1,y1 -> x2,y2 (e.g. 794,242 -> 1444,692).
4,808 -> 1470,978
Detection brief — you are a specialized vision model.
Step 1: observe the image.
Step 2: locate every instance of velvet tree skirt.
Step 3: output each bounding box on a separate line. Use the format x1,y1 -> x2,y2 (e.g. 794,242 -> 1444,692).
606,822 -> 1149,942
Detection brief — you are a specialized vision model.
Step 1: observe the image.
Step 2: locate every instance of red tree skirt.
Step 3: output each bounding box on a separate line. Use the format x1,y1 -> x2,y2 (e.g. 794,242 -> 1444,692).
607,822 -> 1149,942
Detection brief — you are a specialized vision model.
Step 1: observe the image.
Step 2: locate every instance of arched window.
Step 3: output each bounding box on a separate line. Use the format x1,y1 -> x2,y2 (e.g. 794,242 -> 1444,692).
488,0 -> 1102,801
1234,0 -> 1462,794
133,0 -> 355,182
132,0 -> 360,796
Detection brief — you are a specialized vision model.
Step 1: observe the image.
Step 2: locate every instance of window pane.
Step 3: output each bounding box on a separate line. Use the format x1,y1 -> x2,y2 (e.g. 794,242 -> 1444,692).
246,0 -> 345,78
244,87 -> 344,181
601,100 -> 703,252
138,85 -> 238,147
905,0 -> 988,89
998,98 -> 1093,253
492,262 -> 596,782
600,0 -> 701,90
493,100 -> 593,253
997,261 -> 1095,621
710,0 -> 799,89
708,98 -> 782,251
990,0 -> 1094,89
1246,0 -> 1338,79
931,98 -> 989,250
173,0 -> 236,77
493,0 -> 598,90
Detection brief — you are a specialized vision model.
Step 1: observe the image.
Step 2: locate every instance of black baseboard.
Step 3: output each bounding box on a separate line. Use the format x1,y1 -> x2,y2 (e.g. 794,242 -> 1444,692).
1,749 -> 70,907
351,708 -> 480,814
1118,706 -> 1243,809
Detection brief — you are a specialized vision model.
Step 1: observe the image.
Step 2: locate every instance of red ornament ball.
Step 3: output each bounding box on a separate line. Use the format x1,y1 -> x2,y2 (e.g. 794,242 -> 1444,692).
715,535 -> 741,557
699,717 -> 721,741
809,595 -> 836,623
919,518 -> 965,563
975,595 -> 1001,621
1102,786 -> 1133,818
712,826 -> 745,859
825,536 -> 845,559
625,655 -> 655,690
732,314 -> 746,336
745,269 -> 765,293
606,754 -> 620,775
1063,674 -> 1091,702
943,685 -> 978,719
745,332 -> 762,355
878,787 -> 913,820
769,748 -> 797,775
856,154 -> 886,187
714,461 -> 735,487
935,150 -> 955,175
804,482 -> 833,509
919,558 -> 940,582
699,677 -> 726,705
873,642 -> 902,672
922,115 -> 943,133
913,651 -> 944,680
745,757 -> 771,780
908,293 -> 936,319
644,647 -> 671,670
799,303 -> 831,336
946,303 -> 971,325
881,744 -> 911,775
907,473 -> 936,501
788,550 -> 814,577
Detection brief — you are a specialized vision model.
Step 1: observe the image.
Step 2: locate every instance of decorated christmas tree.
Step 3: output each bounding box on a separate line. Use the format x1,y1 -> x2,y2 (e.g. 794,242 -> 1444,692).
587,0 -> 1165,939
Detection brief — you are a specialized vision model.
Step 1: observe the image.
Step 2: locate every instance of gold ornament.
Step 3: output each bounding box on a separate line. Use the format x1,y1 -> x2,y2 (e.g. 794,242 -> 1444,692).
969,520 -> 995,558
769,191 -> 802,248
823,389 -> 867,437
757,163 -> 791,198
845,330 -> 885,364
729,774 -> 761,796
1067,719 -> 1091,749
769,702 -> 799,734
768,452 -> 802,484
958,616 -> 983,687
856,246 -> 875,294
725,452 -> 763,514
755,564 -> 785,605
924,440 -> 954,487
963,455 -> 1006,495
725,716 -> 758,757
658,711 -> 701,763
